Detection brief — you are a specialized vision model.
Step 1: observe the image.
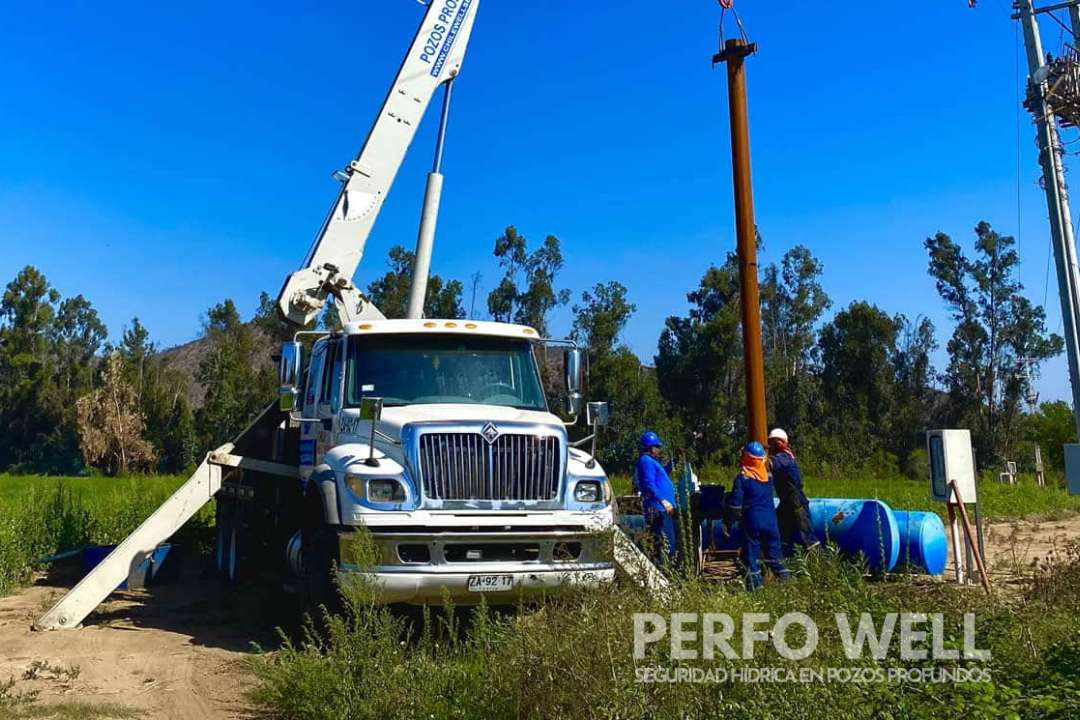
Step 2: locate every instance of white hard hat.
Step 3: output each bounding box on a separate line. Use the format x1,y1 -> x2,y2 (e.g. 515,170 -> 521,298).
768,428 -> 788,443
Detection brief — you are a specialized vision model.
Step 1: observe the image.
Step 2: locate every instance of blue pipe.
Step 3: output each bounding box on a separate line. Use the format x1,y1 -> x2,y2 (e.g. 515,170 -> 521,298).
618,497 -> 947,576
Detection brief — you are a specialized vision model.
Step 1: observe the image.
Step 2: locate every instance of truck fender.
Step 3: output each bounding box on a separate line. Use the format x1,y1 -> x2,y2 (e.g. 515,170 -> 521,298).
307,465 -> 341,526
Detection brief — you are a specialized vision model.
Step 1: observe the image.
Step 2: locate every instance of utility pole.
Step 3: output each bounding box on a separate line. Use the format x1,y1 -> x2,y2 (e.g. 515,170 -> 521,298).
1014,0 -> 1080,441
715,38 -> 768,446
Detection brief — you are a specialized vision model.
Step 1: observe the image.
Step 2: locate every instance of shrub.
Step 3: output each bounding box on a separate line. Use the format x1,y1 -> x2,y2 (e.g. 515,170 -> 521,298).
250,543 -> 1080,720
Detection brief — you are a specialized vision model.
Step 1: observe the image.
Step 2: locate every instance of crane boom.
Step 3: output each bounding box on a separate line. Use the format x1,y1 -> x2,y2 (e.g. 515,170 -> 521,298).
277,0 -> 480,326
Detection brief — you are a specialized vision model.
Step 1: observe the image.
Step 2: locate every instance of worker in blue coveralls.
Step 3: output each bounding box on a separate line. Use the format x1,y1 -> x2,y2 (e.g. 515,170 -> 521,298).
768,428 -> 820,556
634,431 -> 680,569
727,441 -> 790,591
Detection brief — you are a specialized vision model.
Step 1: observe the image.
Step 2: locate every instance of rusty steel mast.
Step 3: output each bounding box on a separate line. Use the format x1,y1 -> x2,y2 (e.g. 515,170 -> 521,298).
715,36 -> 768,447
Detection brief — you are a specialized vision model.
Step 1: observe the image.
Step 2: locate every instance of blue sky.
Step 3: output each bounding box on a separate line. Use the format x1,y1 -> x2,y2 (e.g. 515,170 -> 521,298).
0,0 -> 1072,403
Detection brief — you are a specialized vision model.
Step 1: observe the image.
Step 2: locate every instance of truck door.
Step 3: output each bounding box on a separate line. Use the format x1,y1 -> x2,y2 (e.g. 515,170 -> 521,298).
319,336 -> 345,435
299,339 -> 328,478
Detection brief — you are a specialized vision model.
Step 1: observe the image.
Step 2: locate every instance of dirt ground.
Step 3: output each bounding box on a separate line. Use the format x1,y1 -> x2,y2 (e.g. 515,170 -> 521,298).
2,514 -> 1079,719
980,513 -> 1080,577
0,560 -> 290,720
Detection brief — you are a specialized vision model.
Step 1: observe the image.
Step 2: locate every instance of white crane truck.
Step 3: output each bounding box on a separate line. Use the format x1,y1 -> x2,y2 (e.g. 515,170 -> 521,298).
35,0 -> 659,631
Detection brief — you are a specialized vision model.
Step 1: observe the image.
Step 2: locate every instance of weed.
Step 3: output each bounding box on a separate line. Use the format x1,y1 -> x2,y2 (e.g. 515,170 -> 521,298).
22,661 -> 81,684
249,544 -> 1080,720
0,676 -> 40,710
0,474 -> 212,596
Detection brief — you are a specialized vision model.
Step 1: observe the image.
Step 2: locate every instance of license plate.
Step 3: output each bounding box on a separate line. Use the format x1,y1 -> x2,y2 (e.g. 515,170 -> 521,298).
466,574 -> 513,592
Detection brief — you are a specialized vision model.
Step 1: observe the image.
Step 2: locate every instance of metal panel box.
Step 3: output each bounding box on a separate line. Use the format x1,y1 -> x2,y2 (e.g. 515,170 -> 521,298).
1066,444 -> 1080,496
927,429 -> 978,503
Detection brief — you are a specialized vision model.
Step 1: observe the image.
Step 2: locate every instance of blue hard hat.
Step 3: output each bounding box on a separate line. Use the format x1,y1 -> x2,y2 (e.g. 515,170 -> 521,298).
743,441 -> 766,458
641,431 -> 662,449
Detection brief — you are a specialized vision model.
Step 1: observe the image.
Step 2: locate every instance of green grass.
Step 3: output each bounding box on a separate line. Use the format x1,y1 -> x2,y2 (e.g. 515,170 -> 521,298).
805,472 -> 1080,522
1,674 -> 139,720
250,541 -> 1080,720
0,473 -> 209,595
612,469 -> 1080,522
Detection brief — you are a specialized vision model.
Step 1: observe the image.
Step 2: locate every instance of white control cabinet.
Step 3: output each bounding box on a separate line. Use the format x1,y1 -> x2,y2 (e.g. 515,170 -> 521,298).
927,429 -> 978,504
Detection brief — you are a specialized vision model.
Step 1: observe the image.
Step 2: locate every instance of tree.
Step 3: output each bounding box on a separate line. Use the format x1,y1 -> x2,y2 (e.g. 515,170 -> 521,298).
761,246 -> 830,379
116,318 -> 198,473
487,227 -> 570,336
571,281 -> 636,358
818,302 -> 902,456
76,353 -> 157,475
655,257 -> 745,463
253,291 -> 305,342
570,281 -> 679,471
0,266 -> 105,472
890,316 -> 938,474
760,245 -> 831,439
1024,400 -> 1077,472
366,245 -> 464,319
925,222 -> 1063,464
195,300 -> 277,449
0,267 -> 60,470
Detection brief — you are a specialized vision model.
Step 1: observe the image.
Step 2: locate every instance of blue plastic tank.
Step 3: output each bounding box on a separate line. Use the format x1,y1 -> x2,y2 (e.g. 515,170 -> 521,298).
892,510 -> 948,575
617,496 -> 946,576
807,498 -> 900,573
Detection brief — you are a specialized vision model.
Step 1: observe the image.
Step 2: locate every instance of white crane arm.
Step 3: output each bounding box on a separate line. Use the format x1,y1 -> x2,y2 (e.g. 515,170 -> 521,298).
277,0 -> 480,325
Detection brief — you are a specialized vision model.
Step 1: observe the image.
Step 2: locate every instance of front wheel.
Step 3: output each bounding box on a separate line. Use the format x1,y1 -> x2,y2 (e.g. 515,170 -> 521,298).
300,494 -> 340,616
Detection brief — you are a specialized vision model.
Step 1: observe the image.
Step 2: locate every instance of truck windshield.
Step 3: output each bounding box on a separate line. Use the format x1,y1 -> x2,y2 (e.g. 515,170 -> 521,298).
345,334 -> 547,410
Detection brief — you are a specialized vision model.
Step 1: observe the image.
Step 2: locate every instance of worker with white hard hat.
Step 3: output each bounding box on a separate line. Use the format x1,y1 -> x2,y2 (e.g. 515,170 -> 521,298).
767,428 -> 819,555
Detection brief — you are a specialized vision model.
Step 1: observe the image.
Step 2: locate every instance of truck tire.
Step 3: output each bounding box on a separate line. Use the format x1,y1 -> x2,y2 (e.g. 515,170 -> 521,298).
300,491 -> 340,615
215,500 -> 242,584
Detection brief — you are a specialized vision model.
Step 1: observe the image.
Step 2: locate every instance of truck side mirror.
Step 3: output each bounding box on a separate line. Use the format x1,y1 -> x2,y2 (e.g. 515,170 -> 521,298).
584,401 -> 610,468
586,402 -> 610,427
564,348 -> 584,416
278,341 -> 302,412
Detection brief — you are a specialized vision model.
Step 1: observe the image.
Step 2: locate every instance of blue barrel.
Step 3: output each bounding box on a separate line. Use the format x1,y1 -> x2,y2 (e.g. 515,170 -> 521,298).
80,544 -> 180,590
81,545 -> 128,590
808,498 -> 900,573
617,497 -> 945,576
893,510 -> 947,575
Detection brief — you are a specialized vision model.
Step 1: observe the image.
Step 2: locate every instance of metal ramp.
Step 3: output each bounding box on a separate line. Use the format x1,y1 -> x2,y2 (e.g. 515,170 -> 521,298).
35,402 -> 296,631
613,527 -> 670,593
35,449 -> 226,630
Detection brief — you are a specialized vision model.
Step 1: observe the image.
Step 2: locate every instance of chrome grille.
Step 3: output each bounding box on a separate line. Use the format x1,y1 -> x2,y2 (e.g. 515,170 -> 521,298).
417,432 -> 561,501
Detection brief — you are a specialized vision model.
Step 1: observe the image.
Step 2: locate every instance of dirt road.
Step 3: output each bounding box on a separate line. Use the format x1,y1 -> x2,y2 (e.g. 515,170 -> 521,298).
0,561 -> 283,720
2,514 -> 1078,719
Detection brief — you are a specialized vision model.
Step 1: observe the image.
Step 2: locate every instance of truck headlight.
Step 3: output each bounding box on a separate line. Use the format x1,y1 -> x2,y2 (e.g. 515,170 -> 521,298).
574,480 -> 603,503
367,478 -> 406,503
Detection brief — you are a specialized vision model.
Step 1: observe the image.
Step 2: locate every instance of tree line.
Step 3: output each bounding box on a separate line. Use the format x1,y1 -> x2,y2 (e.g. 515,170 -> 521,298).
0,221 -> 1074,479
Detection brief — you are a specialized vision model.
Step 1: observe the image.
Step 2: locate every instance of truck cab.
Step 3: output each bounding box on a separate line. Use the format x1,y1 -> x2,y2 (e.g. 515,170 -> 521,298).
281,318 -> 615,604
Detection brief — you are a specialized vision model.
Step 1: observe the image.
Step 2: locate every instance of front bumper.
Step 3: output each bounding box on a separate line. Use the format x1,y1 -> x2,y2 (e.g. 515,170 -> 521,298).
336,523 -> 614,604
341,565 -> 615,604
